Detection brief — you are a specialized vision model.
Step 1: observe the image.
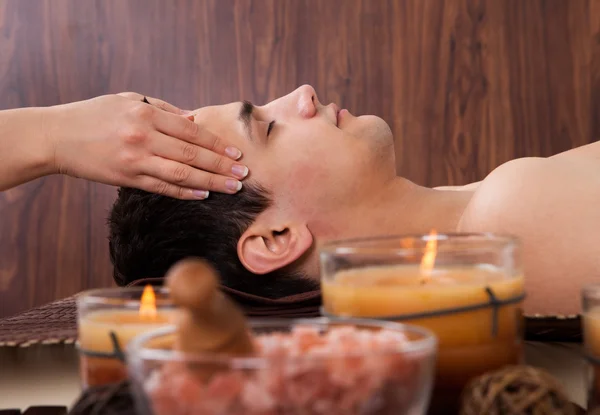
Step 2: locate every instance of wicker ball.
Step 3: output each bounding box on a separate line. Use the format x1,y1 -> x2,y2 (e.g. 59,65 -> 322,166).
459,365 -> 577,415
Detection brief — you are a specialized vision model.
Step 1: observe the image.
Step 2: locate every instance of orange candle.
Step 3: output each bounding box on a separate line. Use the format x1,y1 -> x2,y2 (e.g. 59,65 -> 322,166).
320,232 -> 524,414
322,265 -> 524,388
76,286 -> 177,388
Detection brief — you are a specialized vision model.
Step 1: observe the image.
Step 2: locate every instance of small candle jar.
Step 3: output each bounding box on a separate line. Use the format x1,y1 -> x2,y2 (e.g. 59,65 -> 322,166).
76,286 -> 177,388
583,284 -> 600,410
319,233 -> 525,414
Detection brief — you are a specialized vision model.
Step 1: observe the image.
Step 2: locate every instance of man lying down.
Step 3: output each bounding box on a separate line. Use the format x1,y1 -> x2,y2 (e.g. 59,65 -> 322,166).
108,84 -> 600,318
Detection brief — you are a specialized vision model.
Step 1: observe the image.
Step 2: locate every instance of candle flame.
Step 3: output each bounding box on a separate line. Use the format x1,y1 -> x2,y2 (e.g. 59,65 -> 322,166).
139,284 -> 157,320
420,230 -> 438,283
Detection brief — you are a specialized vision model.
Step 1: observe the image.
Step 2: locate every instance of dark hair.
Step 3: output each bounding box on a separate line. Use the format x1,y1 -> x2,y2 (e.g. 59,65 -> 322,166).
107,184 -> 318,298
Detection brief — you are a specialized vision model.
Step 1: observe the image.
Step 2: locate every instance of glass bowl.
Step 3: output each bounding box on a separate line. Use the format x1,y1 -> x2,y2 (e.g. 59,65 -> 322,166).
127,318 -> 437,415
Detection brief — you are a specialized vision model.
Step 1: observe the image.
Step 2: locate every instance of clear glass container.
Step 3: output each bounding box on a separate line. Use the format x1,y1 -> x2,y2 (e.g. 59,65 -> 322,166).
76,286 -> 176,388
319,233 -> 524,414
582,284 -> 600,410
127,318 -> 437,415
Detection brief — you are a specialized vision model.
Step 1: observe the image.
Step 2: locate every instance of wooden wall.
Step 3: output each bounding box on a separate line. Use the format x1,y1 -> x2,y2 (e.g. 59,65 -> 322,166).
0,0 -> 598,317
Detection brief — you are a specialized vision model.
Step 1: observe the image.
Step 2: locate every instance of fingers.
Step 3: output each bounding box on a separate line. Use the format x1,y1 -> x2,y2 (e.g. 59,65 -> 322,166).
149,131 -> 249,180
118,91 -> 242,161
117,92 -> 188,115
151,110 -> 242,159
137,176 -> 209,201
141,156 -> 244,197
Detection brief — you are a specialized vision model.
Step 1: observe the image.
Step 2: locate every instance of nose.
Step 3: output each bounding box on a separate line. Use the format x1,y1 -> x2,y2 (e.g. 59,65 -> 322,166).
296,84 -> 318,118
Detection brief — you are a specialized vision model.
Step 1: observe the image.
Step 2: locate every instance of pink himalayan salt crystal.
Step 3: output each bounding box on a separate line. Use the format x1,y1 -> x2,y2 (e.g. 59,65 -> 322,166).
241,379 -> 277,412
146,325 -> 421,415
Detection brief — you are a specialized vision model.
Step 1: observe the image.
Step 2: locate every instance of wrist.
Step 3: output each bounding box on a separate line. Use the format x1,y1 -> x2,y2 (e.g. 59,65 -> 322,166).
39,104 -> 67,176
13,106 -> 59,177
0,106 -> 63,189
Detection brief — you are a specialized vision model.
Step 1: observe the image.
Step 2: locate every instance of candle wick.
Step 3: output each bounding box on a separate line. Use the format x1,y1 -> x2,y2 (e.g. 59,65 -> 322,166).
109,331 -> 126,362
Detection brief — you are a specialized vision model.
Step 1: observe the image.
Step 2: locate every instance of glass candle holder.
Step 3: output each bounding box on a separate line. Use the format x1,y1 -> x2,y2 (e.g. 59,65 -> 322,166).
319,233 -> 525,414
76,286 -> 177,388
582,284 -> 600,410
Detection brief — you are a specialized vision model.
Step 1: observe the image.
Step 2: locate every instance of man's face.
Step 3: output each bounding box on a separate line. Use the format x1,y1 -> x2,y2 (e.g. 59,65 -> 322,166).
192,85 -> 395,234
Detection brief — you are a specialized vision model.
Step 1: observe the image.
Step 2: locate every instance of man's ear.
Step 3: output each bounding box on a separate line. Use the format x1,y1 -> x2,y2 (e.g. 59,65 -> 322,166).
237,223 -> 314,274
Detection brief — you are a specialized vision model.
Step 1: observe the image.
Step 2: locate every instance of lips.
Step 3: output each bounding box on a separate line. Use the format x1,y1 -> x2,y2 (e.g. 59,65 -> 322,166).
327,103 -> 340,126
336,108 -> 348,127
324,103 -> 347,127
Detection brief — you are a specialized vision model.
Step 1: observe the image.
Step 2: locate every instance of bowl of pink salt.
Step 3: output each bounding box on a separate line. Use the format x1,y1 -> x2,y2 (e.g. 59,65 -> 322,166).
126,317 -> 437,415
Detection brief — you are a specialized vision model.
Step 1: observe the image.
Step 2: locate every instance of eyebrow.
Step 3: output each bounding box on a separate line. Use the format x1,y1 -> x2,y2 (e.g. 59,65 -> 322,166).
238,100 -> 254,141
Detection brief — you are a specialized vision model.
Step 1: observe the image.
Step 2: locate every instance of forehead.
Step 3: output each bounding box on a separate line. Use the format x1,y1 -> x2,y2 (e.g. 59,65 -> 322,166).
192,102 -> 248,150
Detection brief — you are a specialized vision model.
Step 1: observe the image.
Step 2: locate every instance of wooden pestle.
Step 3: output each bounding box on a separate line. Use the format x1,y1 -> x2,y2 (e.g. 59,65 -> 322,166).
166,258 -> 255,356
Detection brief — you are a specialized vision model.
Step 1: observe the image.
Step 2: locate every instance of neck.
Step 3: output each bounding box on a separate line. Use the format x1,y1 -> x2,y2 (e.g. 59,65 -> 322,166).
322,177 -> 474,241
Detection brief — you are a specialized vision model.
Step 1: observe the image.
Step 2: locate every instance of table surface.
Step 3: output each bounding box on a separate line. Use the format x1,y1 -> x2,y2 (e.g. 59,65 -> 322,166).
0,345 -> 80,412
0,341 -> 588,412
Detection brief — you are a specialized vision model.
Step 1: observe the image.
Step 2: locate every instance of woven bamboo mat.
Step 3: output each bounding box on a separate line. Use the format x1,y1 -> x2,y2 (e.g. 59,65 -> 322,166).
0,284 -> 322,347
0,296 -> 78,347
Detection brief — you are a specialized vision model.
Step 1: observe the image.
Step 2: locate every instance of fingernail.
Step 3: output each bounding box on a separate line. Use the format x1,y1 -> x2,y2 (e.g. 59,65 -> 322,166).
192,190 -> 209,199
231,164 -> 249,179
225,146 -> 242,160
226,179 -> 242,192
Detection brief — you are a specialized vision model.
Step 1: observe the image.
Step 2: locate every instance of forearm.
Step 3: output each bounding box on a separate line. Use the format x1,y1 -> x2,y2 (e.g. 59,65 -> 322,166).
0,107 -> 55,190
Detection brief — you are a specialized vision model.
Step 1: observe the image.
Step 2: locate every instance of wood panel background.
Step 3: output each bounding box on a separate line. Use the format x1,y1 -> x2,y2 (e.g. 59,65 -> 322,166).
0,0 -> 598,318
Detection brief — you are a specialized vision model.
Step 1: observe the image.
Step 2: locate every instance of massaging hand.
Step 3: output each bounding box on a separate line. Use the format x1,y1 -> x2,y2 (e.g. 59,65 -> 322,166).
46,92 -> 247,199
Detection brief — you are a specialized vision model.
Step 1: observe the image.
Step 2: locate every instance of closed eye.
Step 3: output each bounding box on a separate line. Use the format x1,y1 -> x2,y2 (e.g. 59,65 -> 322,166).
267,121 -> 275,136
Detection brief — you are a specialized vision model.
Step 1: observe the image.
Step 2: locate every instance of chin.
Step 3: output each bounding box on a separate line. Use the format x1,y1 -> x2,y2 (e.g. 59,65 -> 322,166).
353,115 -> 393,148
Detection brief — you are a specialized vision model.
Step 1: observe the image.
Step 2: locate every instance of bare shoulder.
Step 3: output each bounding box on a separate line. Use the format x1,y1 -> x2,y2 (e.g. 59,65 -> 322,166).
458,156 -> 600,234
458,156 -> 600,314
458,158 -> 547,231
